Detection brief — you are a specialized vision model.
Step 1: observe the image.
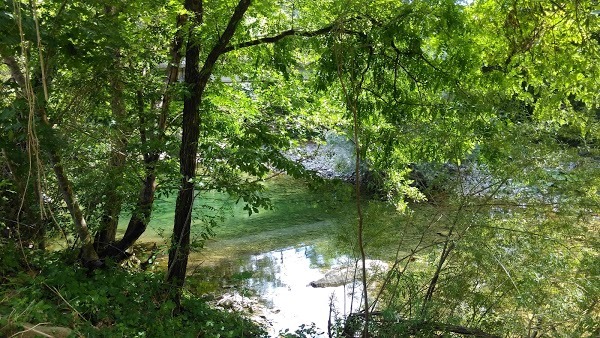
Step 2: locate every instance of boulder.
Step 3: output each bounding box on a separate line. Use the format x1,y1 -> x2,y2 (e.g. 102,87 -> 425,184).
309,260 -> 388,288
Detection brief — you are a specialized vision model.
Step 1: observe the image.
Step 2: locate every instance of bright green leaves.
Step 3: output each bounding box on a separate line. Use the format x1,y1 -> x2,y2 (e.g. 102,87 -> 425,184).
472,0 -> 600,134
304,2 -> 600,335
320,0 -> 489,204
0,1 -> 36,53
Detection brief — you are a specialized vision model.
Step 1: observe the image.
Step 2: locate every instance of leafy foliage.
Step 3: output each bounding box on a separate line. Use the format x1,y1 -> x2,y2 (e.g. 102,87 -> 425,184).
0,248 -> 266,337
1,0 -> 599,336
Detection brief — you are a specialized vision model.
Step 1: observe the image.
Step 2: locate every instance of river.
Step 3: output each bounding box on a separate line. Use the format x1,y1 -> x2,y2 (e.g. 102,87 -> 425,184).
131,174 -> 414,335
226,245 -> 364,336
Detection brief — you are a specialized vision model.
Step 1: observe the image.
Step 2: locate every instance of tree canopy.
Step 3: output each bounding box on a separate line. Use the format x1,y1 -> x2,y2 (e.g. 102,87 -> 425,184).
1,0 -> 598,337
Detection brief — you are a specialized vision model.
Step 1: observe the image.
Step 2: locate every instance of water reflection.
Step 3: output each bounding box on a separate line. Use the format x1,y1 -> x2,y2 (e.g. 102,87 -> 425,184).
238,246 -> 363,337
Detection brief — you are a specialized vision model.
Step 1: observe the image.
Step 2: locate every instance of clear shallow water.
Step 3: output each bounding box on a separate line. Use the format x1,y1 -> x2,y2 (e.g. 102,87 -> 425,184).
238,246 -> 364,337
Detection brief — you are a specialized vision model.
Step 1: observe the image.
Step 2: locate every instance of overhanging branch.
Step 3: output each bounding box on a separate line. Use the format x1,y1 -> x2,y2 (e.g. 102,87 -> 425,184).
222,25 -> 335,53
222,17 -> 366,54
345,313 -> 502,338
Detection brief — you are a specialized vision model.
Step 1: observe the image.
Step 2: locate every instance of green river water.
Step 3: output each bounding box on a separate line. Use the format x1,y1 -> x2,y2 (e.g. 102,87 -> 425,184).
119,174 -> 441,336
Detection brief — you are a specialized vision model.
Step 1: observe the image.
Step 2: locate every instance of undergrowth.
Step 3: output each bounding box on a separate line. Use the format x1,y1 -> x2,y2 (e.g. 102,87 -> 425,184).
0,244 -> 266,337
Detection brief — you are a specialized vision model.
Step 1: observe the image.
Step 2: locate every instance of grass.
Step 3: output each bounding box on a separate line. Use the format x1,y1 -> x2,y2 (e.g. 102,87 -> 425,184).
0,247 -> 267,338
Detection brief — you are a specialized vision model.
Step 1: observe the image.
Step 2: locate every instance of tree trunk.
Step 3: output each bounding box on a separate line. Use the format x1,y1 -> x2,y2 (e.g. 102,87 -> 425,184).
335,39 -> 373,337
99,12 -> 188,261
96,55 -> 128,252
2,53 -> 100,265
49,149 -> 100,265
100,154 -> 159,260
166,0 -> 252,305
166,0 -> 203,298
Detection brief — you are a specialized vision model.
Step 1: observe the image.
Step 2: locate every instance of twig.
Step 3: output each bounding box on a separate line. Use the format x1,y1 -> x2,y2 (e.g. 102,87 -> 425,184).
10,322 -> 52,338
43,283 -> 86,322
333,20 -> 372,337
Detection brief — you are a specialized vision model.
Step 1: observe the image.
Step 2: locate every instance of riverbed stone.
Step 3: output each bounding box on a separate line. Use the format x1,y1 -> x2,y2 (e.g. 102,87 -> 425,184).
211,291 -> 274,329
309,259 -> 388,288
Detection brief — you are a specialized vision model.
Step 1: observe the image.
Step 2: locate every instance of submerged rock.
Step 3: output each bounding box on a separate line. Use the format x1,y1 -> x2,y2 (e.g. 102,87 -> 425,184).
309,259 -> 388,288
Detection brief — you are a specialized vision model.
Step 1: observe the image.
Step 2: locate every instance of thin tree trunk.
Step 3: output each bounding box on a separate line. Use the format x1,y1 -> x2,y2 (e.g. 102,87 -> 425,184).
423,239 -> 454,305
158,13 -> 188,132
335,39 -> 372,337
2,53 -> 100,265
100,12 -> 188,261
49,148 -> 100,265
96,53 -> 128,252
166,0 -> 252,306
353,98 -> 369,338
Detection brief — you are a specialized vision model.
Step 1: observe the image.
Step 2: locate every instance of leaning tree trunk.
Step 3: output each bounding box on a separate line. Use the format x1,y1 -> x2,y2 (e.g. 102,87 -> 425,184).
99,13 -> 188,261
49,149 -> 100,265
100,153 -> 159,260
2,53 -> 100,265
96,55 -> 128,252
166,0 -> 252,306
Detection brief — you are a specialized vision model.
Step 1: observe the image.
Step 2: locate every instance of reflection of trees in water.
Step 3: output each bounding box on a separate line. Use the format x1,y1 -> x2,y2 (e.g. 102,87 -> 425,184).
242,250 -> 284,293
238,246 -> 329,297
303,246 -> 325,268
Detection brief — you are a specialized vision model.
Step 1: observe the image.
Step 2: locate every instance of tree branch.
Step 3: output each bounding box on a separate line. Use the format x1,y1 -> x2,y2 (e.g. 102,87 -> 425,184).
222,25 -> 335,53
2,55 -> 26,89
196,0 -> 252,92
221,16 -> 366,55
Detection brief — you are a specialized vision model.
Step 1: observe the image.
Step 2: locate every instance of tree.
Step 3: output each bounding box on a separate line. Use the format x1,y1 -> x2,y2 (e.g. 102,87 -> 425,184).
164,0 -> 352,304
1,0 -> 338,267
2,0 -> 192,264
1,1 -> 597,335
0,0 -> 103,264
310,0 -> 599,336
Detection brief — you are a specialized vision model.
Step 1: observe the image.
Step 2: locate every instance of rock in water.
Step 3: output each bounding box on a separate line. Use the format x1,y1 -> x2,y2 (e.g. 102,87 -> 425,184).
309,260 -> 388,288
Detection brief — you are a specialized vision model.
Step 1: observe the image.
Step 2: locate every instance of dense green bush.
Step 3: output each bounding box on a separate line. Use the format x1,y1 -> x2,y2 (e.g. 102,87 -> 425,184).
0,247 -> 266,337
